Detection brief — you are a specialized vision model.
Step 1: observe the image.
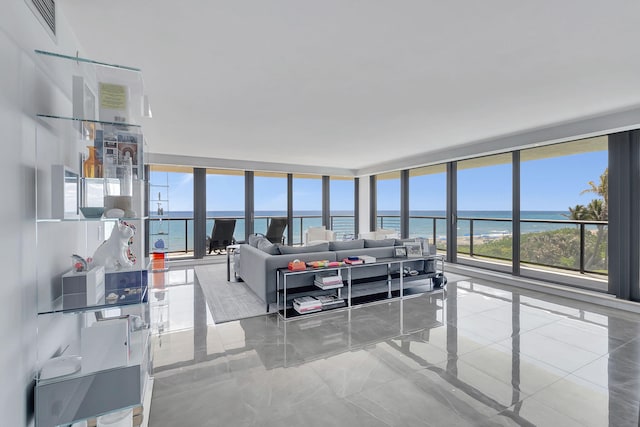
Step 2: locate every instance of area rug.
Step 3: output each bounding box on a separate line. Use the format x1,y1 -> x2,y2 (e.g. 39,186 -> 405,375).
195,263 -> 268,324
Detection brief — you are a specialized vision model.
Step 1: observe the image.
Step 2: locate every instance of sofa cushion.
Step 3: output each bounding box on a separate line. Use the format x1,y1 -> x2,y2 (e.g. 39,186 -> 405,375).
256,238 -> 280,255
334,246 -> 395,260
279,242 -> 330,254
364,238 -> 395,248
329,239 -> 364,251
248,234 -> 264,247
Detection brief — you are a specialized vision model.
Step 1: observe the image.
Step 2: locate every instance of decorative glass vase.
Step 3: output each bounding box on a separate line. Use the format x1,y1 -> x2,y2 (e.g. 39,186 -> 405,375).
83,146 -> 102,178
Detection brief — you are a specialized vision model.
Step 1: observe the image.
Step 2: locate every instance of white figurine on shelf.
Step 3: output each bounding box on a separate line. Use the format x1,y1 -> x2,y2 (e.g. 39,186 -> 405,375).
90,221 -> 137,271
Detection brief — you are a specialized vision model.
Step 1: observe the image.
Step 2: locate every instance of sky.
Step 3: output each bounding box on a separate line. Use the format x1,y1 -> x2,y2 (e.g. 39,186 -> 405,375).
152,150 -> 607,213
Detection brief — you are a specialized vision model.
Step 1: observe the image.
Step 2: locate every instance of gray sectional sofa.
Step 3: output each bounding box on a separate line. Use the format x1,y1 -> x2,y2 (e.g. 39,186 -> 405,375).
235,236 -> 430,310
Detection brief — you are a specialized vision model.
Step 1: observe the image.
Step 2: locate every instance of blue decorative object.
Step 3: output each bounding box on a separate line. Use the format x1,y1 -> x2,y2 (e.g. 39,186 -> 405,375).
154,239 -> 165,249
79,207 -> 105,218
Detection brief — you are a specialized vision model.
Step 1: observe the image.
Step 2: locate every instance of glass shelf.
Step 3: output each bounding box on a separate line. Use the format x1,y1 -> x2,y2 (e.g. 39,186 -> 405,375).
35,49 -> 142,72
36,215 -> 149,223
36,113 -> 141,129
34,50 -> 146,125
34,327 -> 151,426
38,268 -> 149,315
38,286 -> 149,316
36,328 -> 150,386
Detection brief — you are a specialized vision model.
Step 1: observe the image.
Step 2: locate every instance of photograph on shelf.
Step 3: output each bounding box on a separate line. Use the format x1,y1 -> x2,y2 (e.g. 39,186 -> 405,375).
118,142 -> 138,164
393,246 -> 407,258
99,82 -> 129,123
403,241 -> 423,258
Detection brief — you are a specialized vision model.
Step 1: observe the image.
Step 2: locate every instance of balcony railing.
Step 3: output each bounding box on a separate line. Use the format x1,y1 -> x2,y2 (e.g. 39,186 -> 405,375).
378,215 -> 608,276
149,214 -> 356,254
150,213 -> 607,277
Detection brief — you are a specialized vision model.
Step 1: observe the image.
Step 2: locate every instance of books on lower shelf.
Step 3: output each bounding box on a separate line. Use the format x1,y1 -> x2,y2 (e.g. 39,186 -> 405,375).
293,295 -> 346,314
314,273 -> 343,290
293,296 -> 322,314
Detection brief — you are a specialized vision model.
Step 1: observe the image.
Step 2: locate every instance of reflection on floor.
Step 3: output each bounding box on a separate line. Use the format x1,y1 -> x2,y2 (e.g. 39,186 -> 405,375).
148,267 -> 640,426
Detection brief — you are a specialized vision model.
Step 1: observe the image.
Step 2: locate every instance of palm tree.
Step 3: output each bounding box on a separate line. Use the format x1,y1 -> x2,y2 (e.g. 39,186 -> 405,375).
581,168 -> 608,220
564,204 -> 589,222
581,169 -> 608,269
564,169 -> 608,271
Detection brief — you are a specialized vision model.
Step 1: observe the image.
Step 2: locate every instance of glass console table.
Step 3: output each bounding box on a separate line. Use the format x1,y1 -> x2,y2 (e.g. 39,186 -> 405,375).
277,255 -> 445,320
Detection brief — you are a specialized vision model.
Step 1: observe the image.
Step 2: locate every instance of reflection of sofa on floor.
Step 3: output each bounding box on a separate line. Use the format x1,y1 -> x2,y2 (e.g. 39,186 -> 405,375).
236,236 -> 434,310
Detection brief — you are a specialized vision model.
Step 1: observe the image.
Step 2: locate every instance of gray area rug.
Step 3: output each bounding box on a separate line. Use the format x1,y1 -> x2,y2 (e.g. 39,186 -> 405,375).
195,264 -> 268,324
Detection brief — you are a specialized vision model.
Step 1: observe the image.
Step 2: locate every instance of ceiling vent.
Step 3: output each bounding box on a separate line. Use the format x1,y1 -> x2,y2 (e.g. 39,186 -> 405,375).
26,0 -> 56,39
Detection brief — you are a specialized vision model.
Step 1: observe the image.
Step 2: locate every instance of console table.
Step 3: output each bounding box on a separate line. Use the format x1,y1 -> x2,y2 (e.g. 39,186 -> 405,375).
276,255 -> 445,320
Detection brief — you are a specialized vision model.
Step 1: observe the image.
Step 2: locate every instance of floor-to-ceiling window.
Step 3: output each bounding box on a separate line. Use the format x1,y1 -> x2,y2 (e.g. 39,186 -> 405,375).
457,153 -> 512,268
520,136 -> 608,288
409,164 -> 447,250
330,176 -> 355,239
292,174 -> 322,245
376,171 -> 401,235
149,165 -> 194,256
205,169 -> 245,246
254,171 -> 288,244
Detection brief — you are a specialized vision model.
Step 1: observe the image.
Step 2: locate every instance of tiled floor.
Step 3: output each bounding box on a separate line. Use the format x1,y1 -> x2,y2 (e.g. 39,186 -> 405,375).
148,267 -> 640,426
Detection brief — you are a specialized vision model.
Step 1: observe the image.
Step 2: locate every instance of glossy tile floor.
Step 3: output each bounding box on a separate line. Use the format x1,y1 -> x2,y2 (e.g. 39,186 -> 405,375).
148,267 -> 640,426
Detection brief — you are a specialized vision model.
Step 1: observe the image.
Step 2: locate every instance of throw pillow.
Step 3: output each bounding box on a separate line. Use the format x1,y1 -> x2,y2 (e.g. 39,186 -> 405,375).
394,238 -> 416,246
279,242 -> 330,254
364,238 -> 396,248
328,239 -> 365,251
256,238 -> 280,255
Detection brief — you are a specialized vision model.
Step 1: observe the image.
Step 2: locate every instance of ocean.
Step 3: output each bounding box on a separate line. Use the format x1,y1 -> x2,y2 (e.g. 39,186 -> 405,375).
149,210 -> 575,252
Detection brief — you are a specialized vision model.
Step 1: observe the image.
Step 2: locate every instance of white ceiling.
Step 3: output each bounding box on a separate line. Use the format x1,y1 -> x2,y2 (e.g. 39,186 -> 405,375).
59,1 -> 640,173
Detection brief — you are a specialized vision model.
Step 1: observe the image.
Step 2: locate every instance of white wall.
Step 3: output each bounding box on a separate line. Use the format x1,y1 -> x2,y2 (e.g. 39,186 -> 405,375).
0,2 -> 87,425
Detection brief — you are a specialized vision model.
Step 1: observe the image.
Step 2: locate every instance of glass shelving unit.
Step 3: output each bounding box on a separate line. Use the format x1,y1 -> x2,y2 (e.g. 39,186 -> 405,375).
33,49 -> 152,427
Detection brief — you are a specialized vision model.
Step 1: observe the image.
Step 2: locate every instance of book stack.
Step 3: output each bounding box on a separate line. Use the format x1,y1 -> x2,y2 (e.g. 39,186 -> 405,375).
316,295 -> 346,310
293,296 -> 322,314
314,274 -> 344,290
344,257 -> 363,265
358,255 -> 376,264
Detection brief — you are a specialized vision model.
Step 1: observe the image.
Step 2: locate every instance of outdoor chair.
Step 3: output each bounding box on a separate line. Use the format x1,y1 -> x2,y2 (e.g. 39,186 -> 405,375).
209,218 -> 237,254
358,228 -> 398,240
304,226 -> 336,246
265,217 -> 288,244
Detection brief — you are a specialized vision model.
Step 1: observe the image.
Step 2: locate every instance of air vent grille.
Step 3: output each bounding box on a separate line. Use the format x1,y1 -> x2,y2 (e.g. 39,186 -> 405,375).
31,0 -> 55,35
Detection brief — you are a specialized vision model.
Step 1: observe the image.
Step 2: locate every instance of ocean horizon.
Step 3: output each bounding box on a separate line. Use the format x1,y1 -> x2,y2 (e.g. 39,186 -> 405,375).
149,210 -> 577,252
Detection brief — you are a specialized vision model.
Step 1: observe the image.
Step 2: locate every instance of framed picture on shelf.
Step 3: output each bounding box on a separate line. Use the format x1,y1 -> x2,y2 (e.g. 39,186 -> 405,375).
394,246 -> 407,258
72,75 -> 97,121
51,165 -> 79,219
403,241 -> 423,258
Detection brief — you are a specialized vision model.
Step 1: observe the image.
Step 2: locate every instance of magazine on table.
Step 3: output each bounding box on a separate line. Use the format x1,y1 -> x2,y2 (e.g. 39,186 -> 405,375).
293,296 -> 321,307
315,295 -> 345,308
